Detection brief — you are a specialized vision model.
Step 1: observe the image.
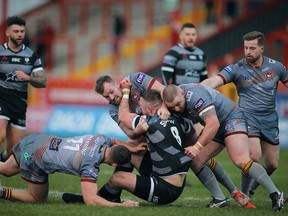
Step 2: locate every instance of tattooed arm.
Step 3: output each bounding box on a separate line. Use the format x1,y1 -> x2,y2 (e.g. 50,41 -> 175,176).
197,105 -> 220,146
184,105 -> 220,158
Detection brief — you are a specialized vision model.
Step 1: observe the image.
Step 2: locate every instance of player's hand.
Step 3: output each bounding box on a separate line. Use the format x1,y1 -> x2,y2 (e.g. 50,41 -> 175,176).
119,78 -> 132,89
122,200 -> 139,207
15,70 -> 30,81
157,103 -> 170,120
184,146 -> 200,158
134,117 -> 149,135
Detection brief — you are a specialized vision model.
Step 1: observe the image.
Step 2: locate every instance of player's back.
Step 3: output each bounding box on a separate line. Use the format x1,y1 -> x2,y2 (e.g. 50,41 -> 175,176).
146,113 -> 192,177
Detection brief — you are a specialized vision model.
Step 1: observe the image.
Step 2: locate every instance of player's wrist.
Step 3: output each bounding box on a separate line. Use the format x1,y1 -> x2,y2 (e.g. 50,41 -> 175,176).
194,141 -> 204,151
122,94 -> 129,99
122,88 -> 130,94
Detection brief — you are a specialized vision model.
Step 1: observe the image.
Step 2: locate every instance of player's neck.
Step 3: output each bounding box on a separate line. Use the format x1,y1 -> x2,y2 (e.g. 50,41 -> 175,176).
7,41 -> 22,52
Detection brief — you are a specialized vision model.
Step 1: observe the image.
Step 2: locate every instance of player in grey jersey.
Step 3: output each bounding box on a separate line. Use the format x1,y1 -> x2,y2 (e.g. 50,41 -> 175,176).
163,83 -> 288,211
201,31 -> 288,197
0,133 -> 141,207
0,16 -> 47,162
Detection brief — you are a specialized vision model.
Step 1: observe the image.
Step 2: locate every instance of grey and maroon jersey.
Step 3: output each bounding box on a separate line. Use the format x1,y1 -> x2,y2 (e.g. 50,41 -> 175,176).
109,72 -> 157,123
218,57 -> 288,114
161,43 -> 208,85
14,134 -> 112,181
0,43 -> 44,99
180,83 -> 238,124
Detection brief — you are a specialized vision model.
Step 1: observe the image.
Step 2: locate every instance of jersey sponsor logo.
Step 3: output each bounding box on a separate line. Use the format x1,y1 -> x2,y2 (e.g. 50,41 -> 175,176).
244,75 -> 250,80
194,98 -> 204,109
25,57 -> 30,63
136,74 -> 145,84
1,56 -> 8,61
49,138 -> 62,151
160,119 -> 175,127
188,55 -> 196,60
11,57 -> 21,62
81,136 -> 93,155
186,91 -> 193,101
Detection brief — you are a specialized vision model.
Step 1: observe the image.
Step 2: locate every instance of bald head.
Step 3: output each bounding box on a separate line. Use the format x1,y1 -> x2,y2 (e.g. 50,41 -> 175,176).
163,84 -> 181,103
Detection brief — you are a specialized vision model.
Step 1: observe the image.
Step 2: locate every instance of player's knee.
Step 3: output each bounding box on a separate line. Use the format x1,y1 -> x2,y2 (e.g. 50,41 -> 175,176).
110,171 -> 126,187
265,164 -> 278,175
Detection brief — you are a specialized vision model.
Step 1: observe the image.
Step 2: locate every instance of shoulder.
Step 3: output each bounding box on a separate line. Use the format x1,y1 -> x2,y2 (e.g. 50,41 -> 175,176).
193,46 -> 205,55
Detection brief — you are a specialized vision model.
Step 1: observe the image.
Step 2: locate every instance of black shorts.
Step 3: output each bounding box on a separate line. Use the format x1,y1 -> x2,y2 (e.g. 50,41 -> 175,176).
134,175 -> 185,205
138,150 -> 152,176
0,87 -> 27,128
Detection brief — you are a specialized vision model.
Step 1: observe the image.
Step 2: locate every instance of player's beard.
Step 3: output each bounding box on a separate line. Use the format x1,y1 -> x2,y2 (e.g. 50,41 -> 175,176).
246,54 -> 260,64
10,37 -> 23,47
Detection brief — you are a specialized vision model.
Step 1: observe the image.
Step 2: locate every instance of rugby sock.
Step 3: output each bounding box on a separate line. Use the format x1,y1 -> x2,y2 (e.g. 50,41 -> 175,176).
207,158 -> 237,194
196,165 -> 226,200
247,162 -> 279,194
0,187 -> 12,200
241,174 -> 252,195
97,184 -> 121,203
249,167 -> 274,194
98,163 -> 134,203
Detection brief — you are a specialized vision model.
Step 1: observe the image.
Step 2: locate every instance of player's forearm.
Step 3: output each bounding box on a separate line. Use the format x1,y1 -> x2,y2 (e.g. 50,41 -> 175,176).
29,71 -> 47,88
118,89 -> 137,128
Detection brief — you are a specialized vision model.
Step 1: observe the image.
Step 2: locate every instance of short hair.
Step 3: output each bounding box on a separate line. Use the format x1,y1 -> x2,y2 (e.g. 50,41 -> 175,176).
6,16 -> 26,27
243,31 -> 264,46
162,85 -> 179,103
140,89 -> 162,105
109,145 -> 131,165
95,75 -> 114,94
181,23 -> 196,31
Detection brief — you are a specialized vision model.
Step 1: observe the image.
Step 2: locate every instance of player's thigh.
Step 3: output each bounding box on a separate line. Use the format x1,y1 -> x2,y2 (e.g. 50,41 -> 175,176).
111,171 -> 137,192
261,141 -> 279,169
248,137 -> 262,161
27,181 -> 49,202
225,134 -> 251,168
0,118 -> 8,141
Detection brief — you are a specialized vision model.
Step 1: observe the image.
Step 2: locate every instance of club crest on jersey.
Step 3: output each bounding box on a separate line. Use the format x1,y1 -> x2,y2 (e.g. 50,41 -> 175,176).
194,98 -> 204,109
49,138 -> 62,151
136,74 -> 145,84
186,91 -> 193,101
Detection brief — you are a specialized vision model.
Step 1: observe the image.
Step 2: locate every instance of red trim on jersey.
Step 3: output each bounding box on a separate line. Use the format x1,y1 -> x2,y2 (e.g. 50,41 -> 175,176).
81,178 -> 96,183
217,74 -> 227,84
146,78 -> 156,90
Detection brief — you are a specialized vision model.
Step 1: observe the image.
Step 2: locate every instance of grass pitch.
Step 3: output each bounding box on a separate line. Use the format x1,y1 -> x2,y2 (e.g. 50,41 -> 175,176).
0,149 -> 287,216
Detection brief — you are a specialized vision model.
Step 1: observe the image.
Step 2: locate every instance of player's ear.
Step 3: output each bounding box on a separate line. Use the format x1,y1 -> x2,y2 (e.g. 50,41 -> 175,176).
111,163 -> 117,167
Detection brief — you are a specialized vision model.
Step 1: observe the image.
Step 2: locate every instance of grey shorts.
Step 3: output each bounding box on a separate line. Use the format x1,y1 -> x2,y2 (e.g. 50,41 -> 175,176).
213,109 -> 248,145
12,135 -> 48,184
243,111 -> 279,145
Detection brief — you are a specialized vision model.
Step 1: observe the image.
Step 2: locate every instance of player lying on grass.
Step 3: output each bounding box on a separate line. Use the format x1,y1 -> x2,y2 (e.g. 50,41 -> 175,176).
0,133 -> 144,207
